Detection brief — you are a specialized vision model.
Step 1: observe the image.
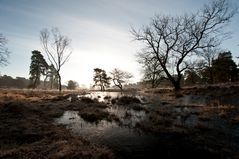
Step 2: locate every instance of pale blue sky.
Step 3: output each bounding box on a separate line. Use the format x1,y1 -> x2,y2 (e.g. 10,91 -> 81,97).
0,0 -> 238,87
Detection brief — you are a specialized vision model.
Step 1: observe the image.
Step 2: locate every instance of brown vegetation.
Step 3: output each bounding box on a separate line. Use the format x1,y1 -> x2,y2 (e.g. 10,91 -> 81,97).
0,86 -> 239,158
0,89 -> 114,159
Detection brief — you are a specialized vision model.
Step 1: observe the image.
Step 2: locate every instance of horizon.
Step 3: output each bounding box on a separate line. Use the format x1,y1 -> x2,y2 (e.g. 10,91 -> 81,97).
1,0 -> 239,88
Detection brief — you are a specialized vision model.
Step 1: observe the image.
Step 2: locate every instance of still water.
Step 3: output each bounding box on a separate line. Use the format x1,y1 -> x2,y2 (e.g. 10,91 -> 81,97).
56,92 -> 167,158
56,110 -> 165,159
55,91 -> 239,158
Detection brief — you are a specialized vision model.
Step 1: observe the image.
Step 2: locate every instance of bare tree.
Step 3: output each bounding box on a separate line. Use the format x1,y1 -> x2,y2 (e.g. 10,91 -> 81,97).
0,34 -> 10,67
196,47 -> 221,83
43,64 -> 59,89
110,68 -> 133,92
40,27 -> 72,91
132,0 -> 236,90
137,51 -> 164,88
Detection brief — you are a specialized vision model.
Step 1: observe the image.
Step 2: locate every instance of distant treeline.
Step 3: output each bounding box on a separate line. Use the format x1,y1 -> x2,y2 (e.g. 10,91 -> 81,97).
0,75 -> 29,89
0,75 -> 60,89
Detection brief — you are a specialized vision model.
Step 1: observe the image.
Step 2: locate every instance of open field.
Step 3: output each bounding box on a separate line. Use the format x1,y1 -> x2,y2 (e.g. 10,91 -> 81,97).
0,85 -> 239,158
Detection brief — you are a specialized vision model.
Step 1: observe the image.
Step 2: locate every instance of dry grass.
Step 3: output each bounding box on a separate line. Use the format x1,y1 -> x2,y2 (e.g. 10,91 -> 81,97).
0,89 -> 114,159
1,86 -> 239,158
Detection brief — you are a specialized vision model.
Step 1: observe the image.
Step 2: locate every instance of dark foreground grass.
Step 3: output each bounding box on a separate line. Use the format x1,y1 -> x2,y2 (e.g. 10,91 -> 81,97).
0,92 -> 114,159
0,88 -> 239,159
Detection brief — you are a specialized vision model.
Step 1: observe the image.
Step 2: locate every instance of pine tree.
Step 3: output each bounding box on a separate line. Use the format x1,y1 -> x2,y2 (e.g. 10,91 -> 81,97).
212,52 -> 238,83
29,50 -> 48,89
93,68 -> 111,91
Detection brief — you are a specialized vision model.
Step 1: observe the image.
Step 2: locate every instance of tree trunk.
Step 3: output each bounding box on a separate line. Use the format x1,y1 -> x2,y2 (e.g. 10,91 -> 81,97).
58,72 -> 62,92
151,80 -> 156,88
173,81 -> 181,91
161,65 -> 181,91
113,79 -> 123,93
169,73 -> 182,91
209,67 -> 214,84
33,78 -> 37,89
175,73 -> 182,91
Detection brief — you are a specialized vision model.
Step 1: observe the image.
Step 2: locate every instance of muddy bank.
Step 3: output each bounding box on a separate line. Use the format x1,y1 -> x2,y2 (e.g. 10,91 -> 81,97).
137,85 -> 239,158
143,84 -> 239,106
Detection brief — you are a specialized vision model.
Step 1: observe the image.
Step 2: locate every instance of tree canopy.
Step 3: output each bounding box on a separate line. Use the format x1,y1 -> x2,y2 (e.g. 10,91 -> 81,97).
29,50 -> 48,89
67,80 -> 79,90
0,34 -> 10,67
93,68 -> 111,91
40,27 -> 72,91
137,52 -> 164,88
212,52 -> 238,83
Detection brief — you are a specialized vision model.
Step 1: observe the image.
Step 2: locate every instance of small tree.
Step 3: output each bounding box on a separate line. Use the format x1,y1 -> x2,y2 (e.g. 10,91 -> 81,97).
40,27 -> 72,91
43,64 -> 59,89
212,51 -> 238,83
110,68 -> 133,92
0,34 -> 10,67
93,68 -> 111,91
184,70 -> 202,85
67,80 -> 79,90
197,47 -> 220,84
29,50 -> 48,89
137,51 -> 164,88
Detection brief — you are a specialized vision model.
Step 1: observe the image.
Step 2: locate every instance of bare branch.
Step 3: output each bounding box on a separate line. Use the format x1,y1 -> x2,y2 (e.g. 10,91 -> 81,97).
40,27 -> 72,91
0,34 -> 10,66
132,0 -> 236,90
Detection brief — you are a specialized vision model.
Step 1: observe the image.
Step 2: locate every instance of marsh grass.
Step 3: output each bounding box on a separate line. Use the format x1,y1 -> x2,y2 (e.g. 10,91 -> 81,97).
0,90 -> 114,159
0,86 -> 239,158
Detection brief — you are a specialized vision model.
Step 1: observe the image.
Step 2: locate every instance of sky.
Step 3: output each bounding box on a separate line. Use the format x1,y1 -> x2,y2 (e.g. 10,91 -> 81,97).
0,0 -> 239,87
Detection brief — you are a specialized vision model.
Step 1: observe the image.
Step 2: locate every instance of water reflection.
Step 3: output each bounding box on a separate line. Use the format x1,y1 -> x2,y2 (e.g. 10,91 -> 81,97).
107,105 -> 146,127
55,90 -> 239,158
56,111 -> 120,140
55,111 -> 163,158
78,91 -> 148,104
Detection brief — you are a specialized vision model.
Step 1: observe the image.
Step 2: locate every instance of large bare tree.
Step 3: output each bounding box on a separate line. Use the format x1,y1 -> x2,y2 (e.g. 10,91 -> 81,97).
0,34 -> 10,67
40,27 -> 72,91
132,0 -> 236,90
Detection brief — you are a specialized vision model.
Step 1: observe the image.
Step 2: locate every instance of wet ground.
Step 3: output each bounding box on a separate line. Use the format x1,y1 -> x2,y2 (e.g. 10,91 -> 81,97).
0,85 -> 239,158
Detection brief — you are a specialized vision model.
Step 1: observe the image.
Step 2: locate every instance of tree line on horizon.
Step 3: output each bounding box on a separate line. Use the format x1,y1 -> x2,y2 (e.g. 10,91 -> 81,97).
0,73 -> 79,90
1,0 -> 239,91
28,49 -> 134,91
139,50 -> 239,88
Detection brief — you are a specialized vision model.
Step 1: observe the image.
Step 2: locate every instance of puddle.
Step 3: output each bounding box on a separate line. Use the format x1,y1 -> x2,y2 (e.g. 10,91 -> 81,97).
77,91 -> 148,104
55,111 -> 120,140
55,111 -> 164,159
78,92 -> 121,102
56,91 -> 239,158
55,110 -> 236,158
106,105 -> 146,127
